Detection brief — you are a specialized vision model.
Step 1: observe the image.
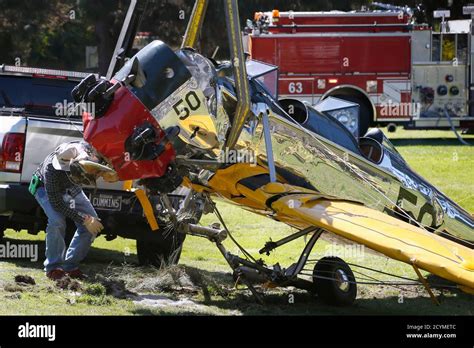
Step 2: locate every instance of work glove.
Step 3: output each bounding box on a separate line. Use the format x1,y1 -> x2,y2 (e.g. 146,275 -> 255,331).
100,171 -> 120,183
83,215 -> 104,235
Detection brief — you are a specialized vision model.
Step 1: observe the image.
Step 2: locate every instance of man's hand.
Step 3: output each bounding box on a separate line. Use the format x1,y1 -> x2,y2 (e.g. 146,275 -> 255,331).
83,215 -> 104,235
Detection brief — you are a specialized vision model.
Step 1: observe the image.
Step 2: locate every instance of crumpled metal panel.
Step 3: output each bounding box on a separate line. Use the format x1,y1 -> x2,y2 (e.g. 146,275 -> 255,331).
234,104 -> 474,244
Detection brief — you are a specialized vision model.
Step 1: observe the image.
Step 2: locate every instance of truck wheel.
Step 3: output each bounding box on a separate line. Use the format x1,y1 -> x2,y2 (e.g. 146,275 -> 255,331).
331,95 -> 371,137
136,232 -> 186,268
312,256 -> 357,306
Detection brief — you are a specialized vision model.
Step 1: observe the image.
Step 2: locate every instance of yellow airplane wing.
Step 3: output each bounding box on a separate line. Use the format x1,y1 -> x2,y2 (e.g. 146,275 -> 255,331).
263,185 -> 474,292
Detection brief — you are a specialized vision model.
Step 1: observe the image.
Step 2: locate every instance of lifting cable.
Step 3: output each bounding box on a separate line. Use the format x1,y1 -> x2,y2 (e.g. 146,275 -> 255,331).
208,196 -> 259,264
303,257 -> 460,291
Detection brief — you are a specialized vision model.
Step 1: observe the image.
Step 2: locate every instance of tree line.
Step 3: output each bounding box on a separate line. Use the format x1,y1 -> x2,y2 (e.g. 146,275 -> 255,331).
0,0 -> 469,74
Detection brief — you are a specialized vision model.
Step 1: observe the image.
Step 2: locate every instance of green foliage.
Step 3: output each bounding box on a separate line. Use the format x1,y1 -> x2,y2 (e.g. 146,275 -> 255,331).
77,293 -> 112,306
84,283 -> 107,297
77,283 -> 112,306
3,0 -> 472,72
0,0 -> 472,72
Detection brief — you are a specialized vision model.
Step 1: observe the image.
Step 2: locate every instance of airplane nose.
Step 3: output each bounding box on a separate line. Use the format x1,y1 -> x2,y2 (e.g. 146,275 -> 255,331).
113,40 -> 192,111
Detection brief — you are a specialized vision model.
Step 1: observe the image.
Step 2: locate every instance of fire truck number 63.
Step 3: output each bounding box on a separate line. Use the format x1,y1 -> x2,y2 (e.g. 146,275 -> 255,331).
288,82 -> 303,94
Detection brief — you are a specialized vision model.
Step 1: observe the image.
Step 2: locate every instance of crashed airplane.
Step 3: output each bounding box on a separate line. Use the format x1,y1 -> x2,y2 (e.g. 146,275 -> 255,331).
71,0 -> 474,306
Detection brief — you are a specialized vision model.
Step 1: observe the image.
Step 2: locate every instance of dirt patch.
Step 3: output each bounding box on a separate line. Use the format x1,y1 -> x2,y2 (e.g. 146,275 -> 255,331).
4,283 -> 25,293
130,265 -> 197,294
94,264 -> 203,295
88,264 -> 236,306
3,274 -> 38,292
55,276 -> 82,292
4,292 -> 21,300
14,275 -> 35,286
94,274 -> 136,299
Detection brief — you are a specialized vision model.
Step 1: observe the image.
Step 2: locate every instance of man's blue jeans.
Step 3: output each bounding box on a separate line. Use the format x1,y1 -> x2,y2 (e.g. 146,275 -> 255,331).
35,187 -> 97,272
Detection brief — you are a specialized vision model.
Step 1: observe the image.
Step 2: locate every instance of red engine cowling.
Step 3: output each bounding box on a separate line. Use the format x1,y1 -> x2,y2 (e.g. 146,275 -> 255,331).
82,85 -> 175,181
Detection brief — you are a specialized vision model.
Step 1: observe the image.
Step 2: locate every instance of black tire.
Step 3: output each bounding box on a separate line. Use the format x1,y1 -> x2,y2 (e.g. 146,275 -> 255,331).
312,256 -> 357,306
331,94 -> 371,137
136,232 -> 185,268
136,190 -> 203,268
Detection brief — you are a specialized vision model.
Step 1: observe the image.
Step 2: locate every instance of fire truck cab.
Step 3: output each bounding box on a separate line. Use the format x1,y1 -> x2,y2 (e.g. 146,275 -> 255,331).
245,7 -> 474,136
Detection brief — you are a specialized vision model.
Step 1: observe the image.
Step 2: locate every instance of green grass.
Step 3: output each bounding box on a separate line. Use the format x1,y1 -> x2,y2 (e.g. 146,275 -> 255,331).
388,128 -> 474,212
0,128 -> 473,315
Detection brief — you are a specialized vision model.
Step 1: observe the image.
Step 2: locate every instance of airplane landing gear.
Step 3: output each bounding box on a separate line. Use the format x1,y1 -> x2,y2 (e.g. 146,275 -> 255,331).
312,256 -> 357,306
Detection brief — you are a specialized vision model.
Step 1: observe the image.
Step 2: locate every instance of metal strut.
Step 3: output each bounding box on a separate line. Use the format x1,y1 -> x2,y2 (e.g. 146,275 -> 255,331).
183,0 -> 251,150
259,226 -> 319,255
181,0 -> 209,49
261,110 -> 277,182
412,260 -> 440,306
285,229 -> 323,278
223,0 -> 251,149
107,0 -> 149,79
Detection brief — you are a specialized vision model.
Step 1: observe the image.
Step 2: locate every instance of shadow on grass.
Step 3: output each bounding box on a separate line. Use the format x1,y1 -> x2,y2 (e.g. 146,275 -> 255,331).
2,237 -> 472,316
128,265 -> 473,316
123,266 -> 474,316
390,137 -> 474,147
129,286 -> 473,316
0,236 -> 138,271
130,307 -> 216,316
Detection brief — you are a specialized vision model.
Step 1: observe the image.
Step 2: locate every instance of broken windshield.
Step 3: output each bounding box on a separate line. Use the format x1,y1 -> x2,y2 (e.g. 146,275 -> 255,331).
246,59 -> 278,99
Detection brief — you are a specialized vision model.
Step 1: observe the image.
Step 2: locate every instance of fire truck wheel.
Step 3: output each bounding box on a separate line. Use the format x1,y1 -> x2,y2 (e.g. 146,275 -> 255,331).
332,95 -> 371,137
312,256 -> 357,306
136,232 -> 186,268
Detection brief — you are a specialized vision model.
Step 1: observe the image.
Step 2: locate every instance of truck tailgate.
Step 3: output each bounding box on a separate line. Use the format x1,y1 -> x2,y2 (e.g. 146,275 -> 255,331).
21,116 -> 123,190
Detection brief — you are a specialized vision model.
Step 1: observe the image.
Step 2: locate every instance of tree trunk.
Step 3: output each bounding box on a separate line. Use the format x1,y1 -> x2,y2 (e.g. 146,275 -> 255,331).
95,17 -> 116,76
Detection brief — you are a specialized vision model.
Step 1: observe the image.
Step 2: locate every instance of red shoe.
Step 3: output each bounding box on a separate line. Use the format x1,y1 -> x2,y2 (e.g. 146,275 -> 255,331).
66,269 -> 87,280
46,269 -> 66,281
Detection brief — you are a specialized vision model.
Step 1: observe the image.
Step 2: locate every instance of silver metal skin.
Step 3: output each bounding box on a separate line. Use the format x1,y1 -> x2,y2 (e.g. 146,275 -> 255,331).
247,103 -> 474,244
149,49 -> 473,246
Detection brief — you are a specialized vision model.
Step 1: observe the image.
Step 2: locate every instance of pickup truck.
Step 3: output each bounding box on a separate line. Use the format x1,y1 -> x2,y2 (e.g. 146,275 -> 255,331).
0,64 -> 189,267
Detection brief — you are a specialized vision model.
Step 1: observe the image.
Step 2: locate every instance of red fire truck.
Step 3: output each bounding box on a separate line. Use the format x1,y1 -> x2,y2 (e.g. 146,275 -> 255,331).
245,6 -> 474,136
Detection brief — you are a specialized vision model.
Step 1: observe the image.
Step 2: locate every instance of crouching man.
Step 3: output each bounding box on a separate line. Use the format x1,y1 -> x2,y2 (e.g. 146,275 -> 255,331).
30,141 -> 107,280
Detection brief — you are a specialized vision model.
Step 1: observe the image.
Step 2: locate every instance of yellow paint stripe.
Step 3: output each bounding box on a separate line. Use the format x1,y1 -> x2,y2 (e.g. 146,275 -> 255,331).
123,180 -> 133,191
123,180 -> 159,231
182,0 -> 208,48
134,188 -> 159,231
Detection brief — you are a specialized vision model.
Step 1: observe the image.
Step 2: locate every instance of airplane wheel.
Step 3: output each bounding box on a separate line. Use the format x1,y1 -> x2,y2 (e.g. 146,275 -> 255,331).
312,256 -> 357,306
136,233 -> 185,268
